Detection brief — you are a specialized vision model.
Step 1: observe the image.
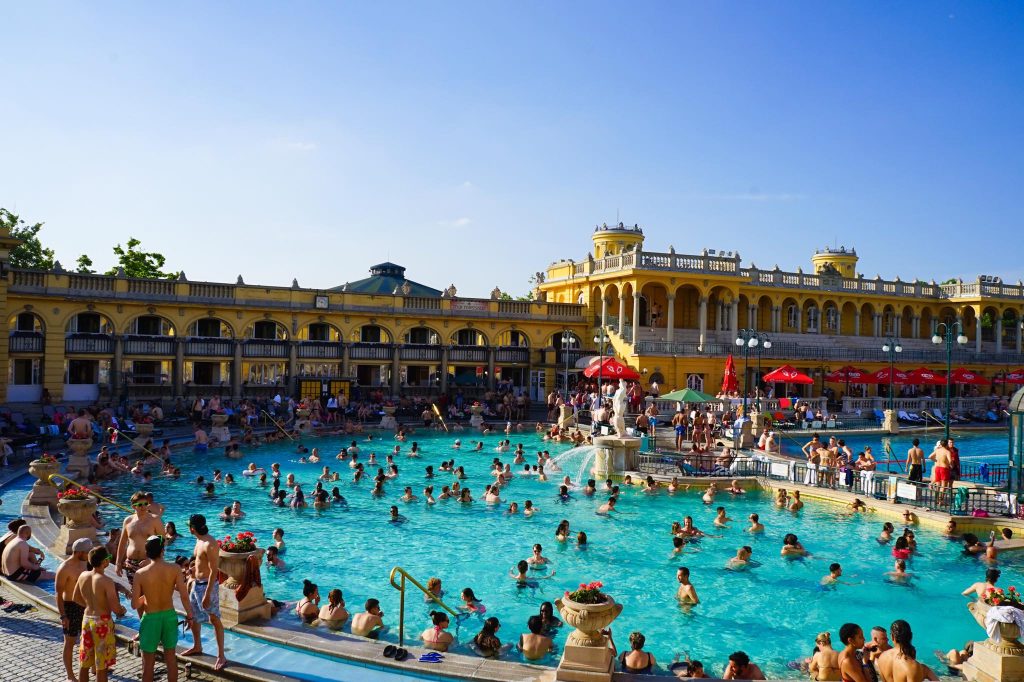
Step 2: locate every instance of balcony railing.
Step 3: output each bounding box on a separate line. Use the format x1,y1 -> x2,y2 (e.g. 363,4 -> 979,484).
65,334 -> 113,354
449,347 -> 488,363
297,341 -> 342,359
242,340 -> 290,358
496,347 -> 530,363
349,343 -> 394,361
124,336 -> 176,355
9,333 -> 43,353
400,345 -> 442,361
185,338 -> 234,357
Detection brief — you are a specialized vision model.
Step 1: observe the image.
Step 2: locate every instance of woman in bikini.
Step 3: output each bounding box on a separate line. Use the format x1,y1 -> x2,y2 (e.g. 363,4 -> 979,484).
421,610 -> 454,651
296,580 -> 320,624
809,632 -> 841,681
619,631 -> 656,674
318,588 -> 349,631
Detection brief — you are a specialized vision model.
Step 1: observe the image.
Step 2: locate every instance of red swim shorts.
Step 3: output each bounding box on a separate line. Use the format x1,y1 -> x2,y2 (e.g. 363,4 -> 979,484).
933,466 -> 951,483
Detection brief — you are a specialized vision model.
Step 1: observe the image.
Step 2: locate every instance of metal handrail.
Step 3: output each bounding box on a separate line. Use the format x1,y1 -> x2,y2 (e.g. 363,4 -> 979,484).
48,473 -> 132,513
431,404 -> 449,433
261,409 -> 295,440
388,566 -> 459,646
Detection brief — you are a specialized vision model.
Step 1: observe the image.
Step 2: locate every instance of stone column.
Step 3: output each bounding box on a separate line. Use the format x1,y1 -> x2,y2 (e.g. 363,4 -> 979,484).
618,293 -> 627,334
600,296 -> 608,329
873,314 -> 881,338
666,294 -> 676,342
749,304 -> 758,330
835,310 -> 843,336
111,335 -> 124,401
1016,318 -> 1022,354
896,315 -> 903,339
854,311 -> 861,337
631,293 -> 640,343
976,324 -> 983,354
487,347 -> 496,389
773,306 -> 781,333
729,300 -> 738,333
698,298 -> 708,349
996,318 -> 1004,354
287,341 -> 298,396
341,342 -> 351,378
231,340 -> 243,399
391,347 -> 402,395
794,306 -> 801,334
173,337 -> 185,397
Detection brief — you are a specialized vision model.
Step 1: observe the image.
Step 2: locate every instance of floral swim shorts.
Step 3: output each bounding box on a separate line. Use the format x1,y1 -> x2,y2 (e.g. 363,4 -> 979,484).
79,613 -> 117,672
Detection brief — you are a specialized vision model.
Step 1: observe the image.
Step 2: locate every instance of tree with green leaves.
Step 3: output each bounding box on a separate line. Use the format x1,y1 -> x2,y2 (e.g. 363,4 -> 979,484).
74,254 -> 95,274
105,237 -> 177,279
0,208 -> 55,269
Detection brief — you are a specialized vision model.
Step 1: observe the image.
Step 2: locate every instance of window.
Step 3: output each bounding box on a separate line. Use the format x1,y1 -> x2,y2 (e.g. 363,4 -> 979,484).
405,327 -> 437,344
806,306 -> 820,333
195,319 -> 223,338
307,323 -> 331,342
786,305 -> 799,329
454,329 -> 481,346
16,313 -> 39,332
686,374 -> 704,392
504,331 -> 527,347
74,313 -> 102,334
66,359 -> 99,384
11,358 -> 40,385
133,315 -> 169,336
825,307 -> 839,332
252,321 -> 281,340
360,326 -> 383,343
883,312 -> 895,336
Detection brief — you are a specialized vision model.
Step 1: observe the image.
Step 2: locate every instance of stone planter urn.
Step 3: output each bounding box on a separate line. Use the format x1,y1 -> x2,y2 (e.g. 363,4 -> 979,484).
554,594 -> 624,680
212,413 -> 229,426
383,406 -> 396,416
217,547 -> 272,626
294,408 -> 313,433
209,412 -> 231,443
469,404 -> 484,429
294,409 -> 310,420
132,422 -> 155,453
555,595 -> 624,647
66,438 -> 94,481
27,458 -> 61,508
53,495 -> 98,556
963,601 -> 1024,682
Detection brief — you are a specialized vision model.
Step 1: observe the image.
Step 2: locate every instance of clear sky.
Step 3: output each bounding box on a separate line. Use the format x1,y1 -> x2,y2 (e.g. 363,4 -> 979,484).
2,2 -> 1021,296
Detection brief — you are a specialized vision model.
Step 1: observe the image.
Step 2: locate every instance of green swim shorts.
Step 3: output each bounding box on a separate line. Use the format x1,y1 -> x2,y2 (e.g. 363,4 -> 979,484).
139,609 -> 179,654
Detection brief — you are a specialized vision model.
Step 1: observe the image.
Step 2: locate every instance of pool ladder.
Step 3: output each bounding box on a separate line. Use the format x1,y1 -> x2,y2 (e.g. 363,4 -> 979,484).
388,566 -> 459,647
48,473 -> 133,512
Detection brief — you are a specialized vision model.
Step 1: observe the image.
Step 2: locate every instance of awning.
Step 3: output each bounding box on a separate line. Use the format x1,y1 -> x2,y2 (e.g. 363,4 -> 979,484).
762,365 -> 814,385
583,357 -> 641,380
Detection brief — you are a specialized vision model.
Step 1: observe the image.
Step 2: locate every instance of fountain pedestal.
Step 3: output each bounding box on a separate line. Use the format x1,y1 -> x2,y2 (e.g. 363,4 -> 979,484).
131,423 -> 154,454
882,409 -> 900,434
469,404 -> 484,429
66,438 -> 94,480
209,413 -> 232,443
963,601 -> 1024,682
592,435 -> 642,477
378,406 -> 397,431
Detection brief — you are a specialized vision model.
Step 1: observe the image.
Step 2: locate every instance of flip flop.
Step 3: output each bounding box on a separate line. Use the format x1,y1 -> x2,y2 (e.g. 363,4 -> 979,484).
395,648 -> 409,662
419,653 -> 444,663
383,645 -> 398,658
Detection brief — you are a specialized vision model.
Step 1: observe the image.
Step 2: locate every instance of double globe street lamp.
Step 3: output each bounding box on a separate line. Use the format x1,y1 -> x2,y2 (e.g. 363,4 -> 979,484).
881,337 -> 902,411
932,321 -> 968,442
735,329 -> 772,415
560,331 -> 578,401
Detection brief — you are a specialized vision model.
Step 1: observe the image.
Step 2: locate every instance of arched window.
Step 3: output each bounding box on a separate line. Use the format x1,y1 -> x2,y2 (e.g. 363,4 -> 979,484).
686,374 -> 704,392
825,307 -> 838,332
806,306 -> 820,333
786,305 -> 799,330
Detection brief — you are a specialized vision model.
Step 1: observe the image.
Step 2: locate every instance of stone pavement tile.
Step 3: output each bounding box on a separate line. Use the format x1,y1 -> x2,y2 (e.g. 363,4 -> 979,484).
0,585 -> 224,682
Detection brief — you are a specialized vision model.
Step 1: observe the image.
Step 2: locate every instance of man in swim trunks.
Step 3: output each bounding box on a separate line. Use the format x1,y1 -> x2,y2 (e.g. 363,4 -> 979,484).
671,410 -> 686,451
906,439 -> 924,482
133,535 -> 194,682
962,568 -> 1000,600
193,424 -> 209,451
929,441 -> 953,506
1,524 -> 50,583
183,514 -> 227,670
68,408 -> 94,440
56,538 -> 92,682
116,492 -> 164,587
675,566 -> 699,604
74,547 -> 127,682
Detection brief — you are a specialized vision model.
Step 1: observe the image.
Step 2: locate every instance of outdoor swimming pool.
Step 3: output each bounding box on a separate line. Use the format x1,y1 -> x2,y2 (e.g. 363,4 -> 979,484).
52,426 -> 1015,678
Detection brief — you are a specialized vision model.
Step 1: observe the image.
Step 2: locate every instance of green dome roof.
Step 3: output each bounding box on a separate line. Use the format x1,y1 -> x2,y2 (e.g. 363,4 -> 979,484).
329,262 -> 442,297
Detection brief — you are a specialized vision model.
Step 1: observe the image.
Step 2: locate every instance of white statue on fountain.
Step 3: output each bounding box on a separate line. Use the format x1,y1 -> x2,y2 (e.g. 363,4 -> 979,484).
611,381 -> 628,436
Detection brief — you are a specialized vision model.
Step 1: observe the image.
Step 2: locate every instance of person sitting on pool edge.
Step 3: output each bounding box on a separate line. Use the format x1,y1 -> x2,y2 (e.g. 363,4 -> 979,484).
318,588 -> 349,631
296,580 -> 319,624
723,651 -> 765,680
351,598 -> 385,638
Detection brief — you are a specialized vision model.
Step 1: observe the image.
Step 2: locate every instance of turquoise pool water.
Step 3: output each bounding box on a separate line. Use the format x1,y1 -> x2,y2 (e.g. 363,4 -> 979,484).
46,429 -> 1022,677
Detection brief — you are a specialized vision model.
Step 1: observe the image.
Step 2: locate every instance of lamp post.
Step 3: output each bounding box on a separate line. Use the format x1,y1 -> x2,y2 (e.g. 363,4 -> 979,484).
560,331 -> 577,401
881,337 -> 902,411
932,320 -> 968,442
593,328 -> 609,407
735,329 -> 771,415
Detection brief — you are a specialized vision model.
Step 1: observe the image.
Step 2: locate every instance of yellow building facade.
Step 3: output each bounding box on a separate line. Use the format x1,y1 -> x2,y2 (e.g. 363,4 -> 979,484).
0,226 -> 589,405
539,223 -> 1024,397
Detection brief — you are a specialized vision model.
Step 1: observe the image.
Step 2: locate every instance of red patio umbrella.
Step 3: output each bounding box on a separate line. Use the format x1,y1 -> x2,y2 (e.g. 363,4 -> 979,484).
761,365 -> 814,384
869,367 -> 912,384
948,368 -> 990,385
824,366 -> 878,383
582,356 -> 640,380
906,367 -> 946,385
997,369 -> 1024,384
722,354 -> 738,393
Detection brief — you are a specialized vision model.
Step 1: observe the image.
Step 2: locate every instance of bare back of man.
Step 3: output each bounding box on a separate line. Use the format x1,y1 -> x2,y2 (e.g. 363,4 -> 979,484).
134,546 -> 192,682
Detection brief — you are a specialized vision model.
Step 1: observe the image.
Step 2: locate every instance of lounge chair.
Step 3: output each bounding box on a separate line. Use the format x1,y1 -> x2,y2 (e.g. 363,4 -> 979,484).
873,409 -> 886,426
931,408 -> 949,424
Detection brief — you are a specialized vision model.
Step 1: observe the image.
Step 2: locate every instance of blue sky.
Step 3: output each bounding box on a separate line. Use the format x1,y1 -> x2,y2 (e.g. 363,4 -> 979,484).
2,2 -> 1021,295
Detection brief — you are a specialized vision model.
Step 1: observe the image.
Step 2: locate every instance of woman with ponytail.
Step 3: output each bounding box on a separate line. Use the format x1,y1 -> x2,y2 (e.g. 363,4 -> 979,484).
421,610 -> 454,651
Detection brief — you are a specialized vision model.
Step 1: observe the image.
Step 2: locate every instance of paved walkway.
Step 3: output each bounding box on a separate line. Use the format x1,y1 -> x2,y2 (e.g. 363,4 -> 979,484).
0,583 -> 228,682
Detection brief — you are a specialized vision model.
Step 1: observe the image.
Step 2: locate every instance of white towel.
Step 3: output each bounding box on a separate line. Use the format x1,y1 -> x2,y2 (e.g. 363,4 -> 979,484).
984,605 -> 1024,641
